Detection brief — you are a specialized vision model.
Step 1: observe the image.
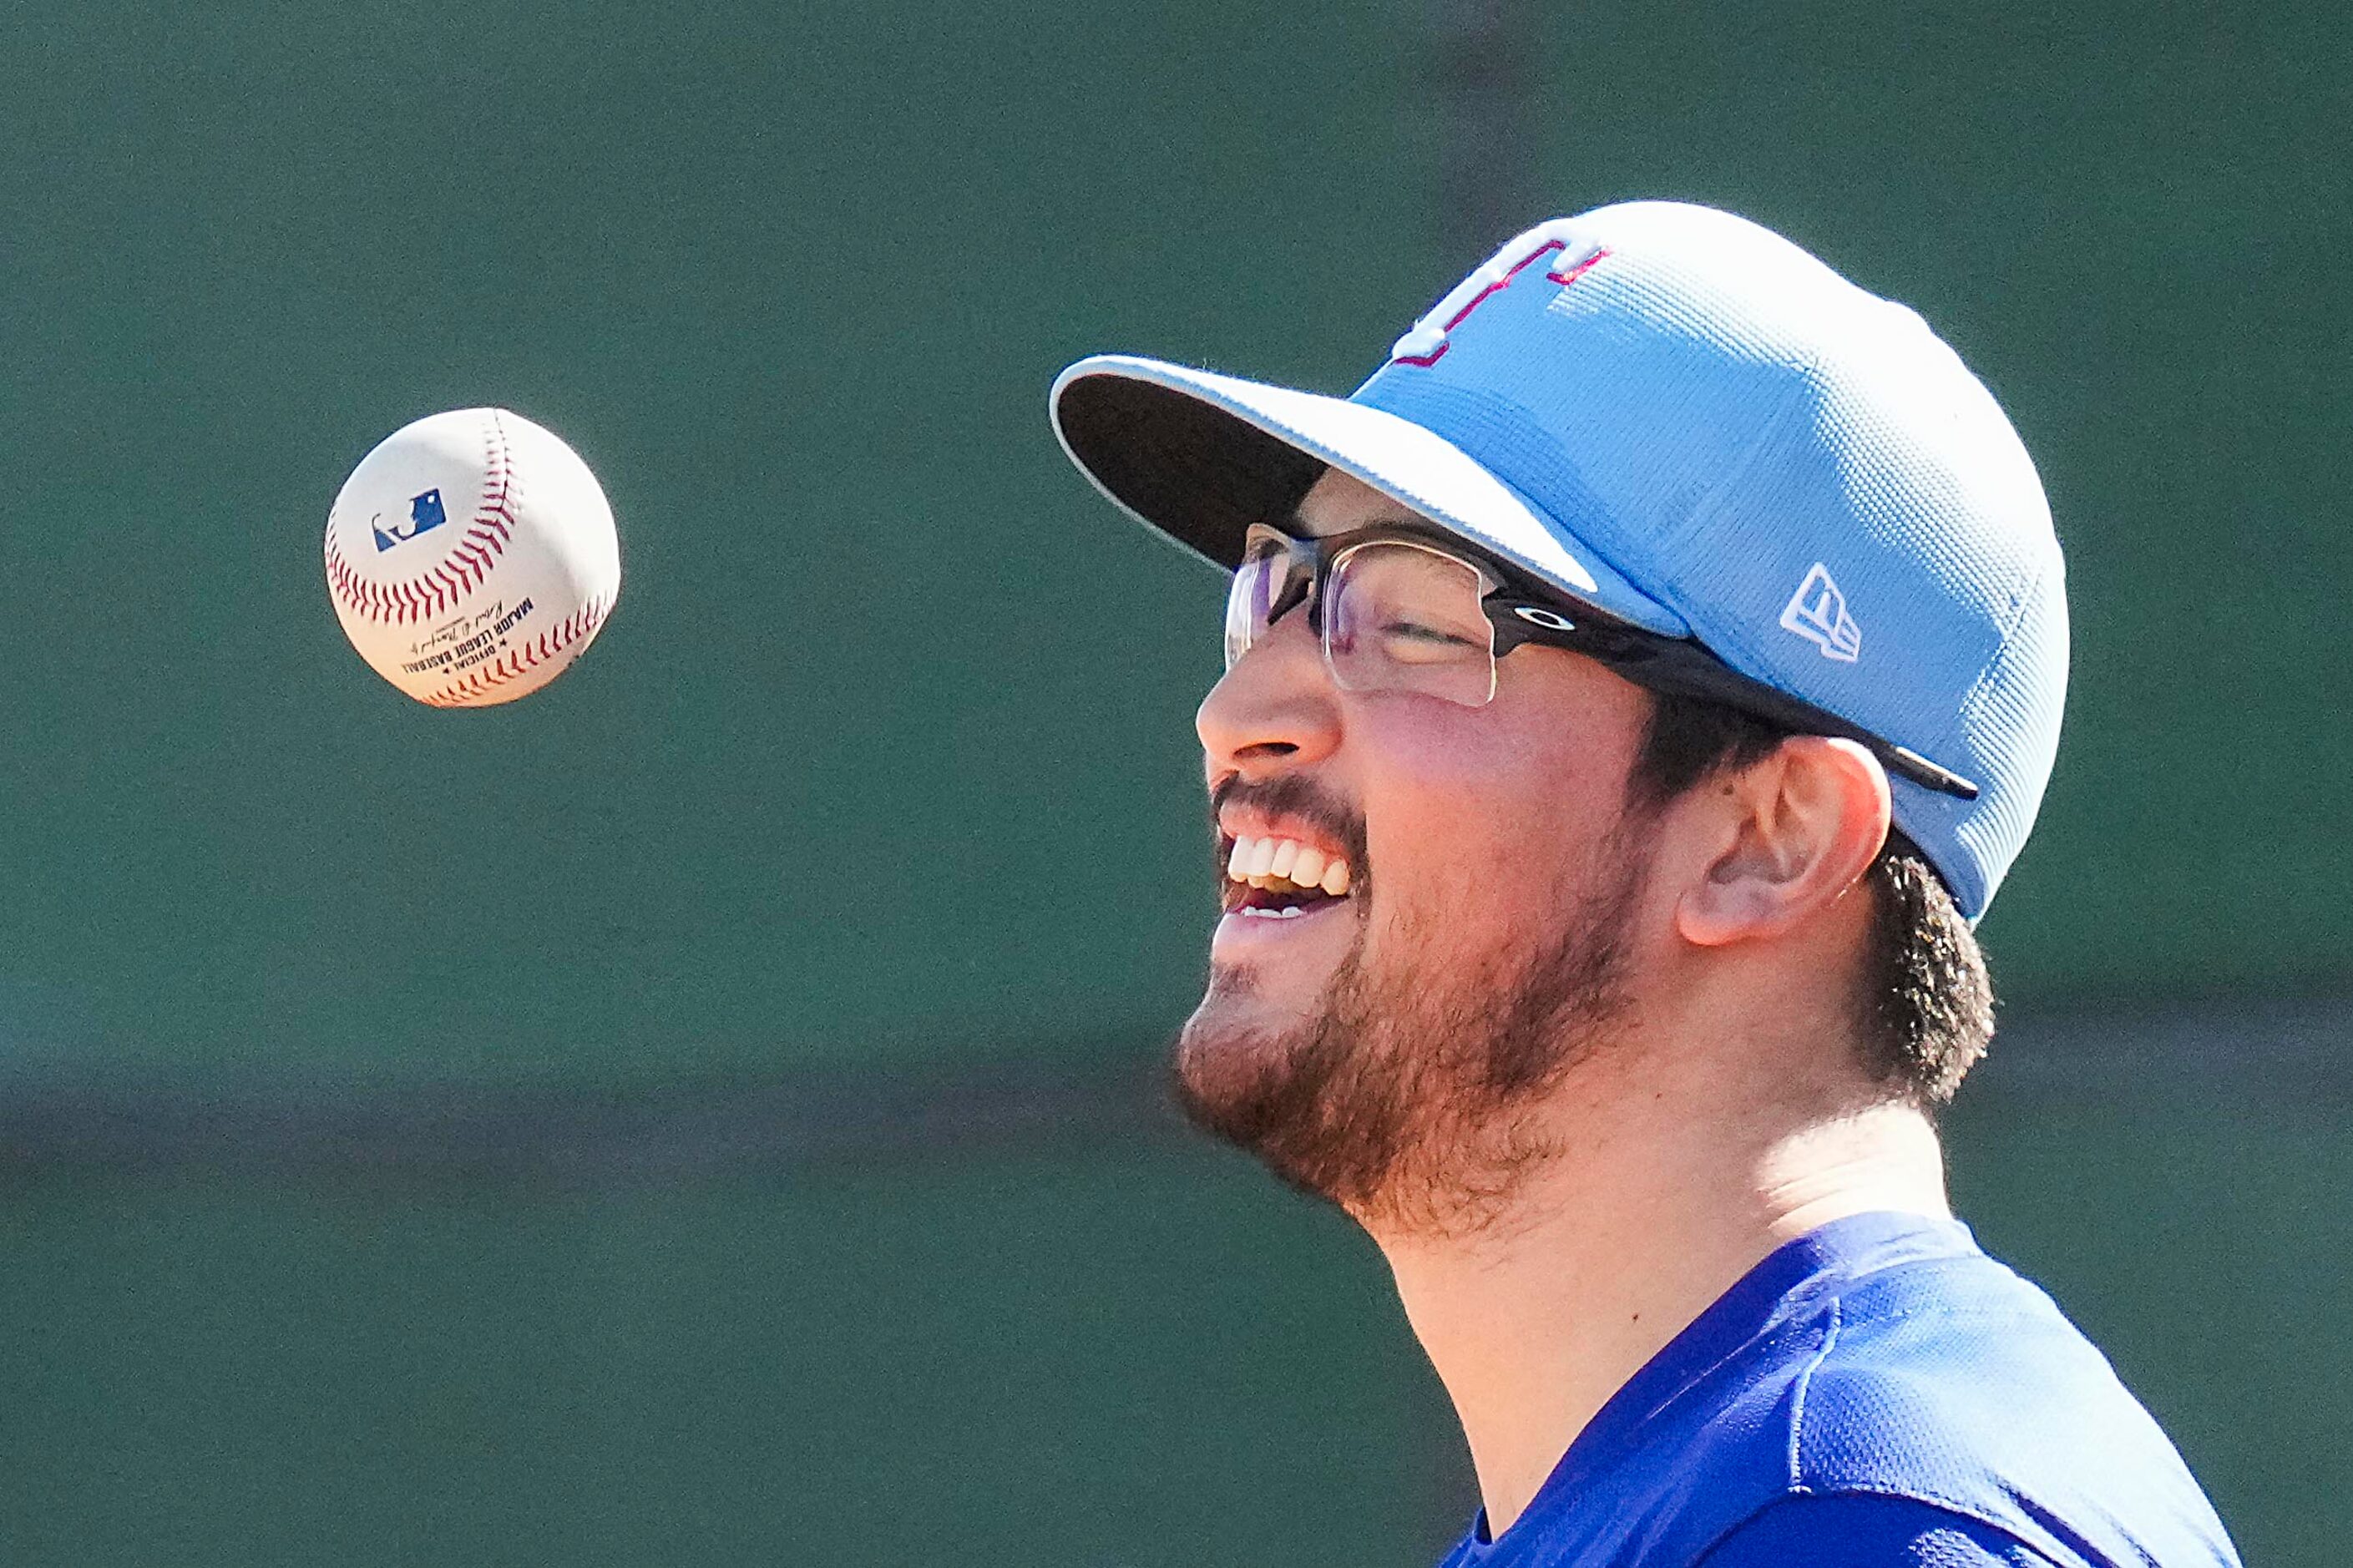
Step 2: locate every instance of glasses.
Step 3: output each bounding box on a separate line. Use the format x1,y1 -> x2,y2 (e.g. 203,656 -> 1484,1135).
1223,522 -> 1979,801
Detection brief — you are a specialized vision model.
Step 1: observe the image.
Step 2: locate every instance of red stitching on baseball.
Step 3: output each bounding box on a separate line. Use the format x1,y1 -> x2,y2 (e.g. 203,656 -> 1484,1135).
321,410 -> 520,626
420,593 -> 614,707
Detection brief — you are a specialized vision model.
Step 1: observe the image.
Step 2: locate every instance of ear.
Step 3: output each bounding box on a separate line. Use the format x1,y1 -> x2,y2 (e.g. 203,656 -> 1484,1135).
1674,736 -> 1892,948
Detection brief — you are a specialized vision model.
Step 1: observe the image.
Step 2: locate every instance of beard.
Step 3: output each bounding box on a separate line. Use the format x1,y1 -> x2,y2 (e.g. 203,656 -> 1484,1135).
1171,805 -> 1647,1238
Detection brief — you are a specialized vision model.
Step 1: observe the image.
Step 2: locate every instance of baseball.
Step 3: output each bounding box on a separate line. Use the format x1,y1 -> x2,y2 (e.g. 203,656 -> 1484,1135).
324,407 -> 621,707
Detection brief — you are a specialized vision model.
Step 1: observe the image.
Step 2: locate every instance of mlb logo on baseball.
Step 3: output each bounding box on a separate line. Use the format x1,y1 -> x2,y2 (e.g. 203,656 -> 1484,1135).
372,488 -> 449,552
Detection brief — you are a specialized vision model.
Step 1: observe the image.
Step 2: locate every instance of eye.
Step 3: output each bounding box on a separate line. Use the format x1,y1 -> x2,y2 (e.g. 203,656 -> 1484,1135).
1376,618 -> 1484,663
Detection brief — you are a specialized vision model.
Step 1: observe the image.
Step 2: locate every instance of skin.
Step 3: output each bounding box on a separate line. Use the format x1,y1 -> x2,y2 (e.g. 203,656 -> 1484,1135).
1184,469 -> 1951,1536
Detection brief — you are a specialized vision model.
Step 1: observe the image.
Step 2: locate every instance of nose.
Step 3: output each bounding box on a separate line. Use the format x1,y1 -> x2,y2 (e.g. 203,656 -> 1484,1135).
1196,606 -> 1343,777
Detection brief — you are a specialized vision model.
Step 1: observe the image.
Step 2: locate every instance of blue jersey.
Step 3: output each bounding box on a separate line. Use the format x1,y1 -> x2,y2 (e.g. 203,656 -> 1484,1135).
1438,1211 -> 2240,1567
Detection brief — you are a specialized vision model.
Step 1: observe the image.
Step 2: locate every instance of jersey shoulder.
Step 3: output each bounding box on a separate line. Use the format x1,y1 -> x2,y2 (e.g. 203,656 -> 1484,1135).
1722,1248 -> 2241,1567
1696,1492 -> 2062,1567
1449,1222 -> 2244,1568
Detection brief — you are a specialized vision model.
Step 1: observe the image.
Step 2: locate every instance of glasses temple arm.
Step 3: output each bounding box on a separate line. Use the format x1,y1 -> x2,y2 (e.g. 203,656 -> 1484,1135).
1489,599 -> 1981,802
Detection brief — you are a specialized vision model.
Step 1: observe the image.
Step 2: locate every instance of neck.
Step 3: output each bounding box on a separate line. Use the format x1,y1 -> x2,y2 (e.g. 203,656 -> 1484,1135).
1370,1054 -> 1949,1537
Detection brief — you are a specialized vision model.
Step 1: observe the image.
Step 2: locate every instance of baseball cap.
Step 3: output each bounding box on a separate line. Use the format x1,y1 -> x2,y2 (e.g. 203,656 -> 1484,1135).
1049,200 -> 2067,920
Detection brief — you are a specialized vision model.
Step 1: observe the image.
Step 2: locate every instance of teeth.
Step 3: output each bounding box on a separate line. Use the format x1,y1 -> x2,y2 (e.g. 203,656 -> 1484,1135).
1221,833 -> 1354,900
1246,837 -> 1279,880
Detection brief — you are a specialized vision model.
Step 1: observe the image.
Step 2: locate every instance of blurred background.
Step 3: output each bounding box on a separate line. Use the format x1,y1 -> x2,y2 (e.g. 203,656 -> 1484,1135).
0,0 -> 2345,1562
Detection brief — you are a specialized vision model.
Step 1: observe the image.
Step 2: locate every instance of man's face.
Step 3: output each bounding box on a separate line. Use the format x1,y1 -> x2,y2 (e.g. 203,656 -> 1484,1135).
1173,470 -> 1664,1234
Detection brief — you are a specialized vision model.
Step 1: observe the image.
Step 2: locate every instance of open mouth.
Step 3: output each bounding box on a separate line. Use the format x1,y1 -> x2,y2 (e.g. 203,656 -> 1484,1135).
1221,833 -> 1354,921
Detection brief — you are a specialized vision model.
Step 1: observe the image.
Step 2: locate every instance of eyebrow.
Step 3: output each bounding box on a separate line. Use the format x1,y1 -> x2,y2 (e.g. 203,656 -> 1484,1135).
1285,508 -> 1436,540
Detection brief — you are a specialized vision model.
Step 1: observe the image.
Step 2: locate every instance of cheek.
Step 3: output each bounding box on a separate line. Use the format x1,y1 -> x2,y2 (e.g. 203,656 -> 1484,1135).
1352,695 -> 1628,941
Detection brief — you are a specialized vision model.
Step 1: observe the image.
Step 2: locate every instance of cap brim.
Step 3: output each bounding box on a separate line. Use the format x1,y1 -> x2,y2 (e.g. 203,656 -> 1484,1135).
1050,354 -> 1688,638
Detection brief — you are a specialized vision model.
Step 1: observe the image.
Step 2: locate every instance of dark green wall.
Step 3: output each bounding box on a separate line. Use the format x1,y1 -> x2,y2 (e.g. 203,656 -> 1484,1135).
3,1102 -> 2344,1565
3,0 -> 1435,1079
0,0 -> 2343,1080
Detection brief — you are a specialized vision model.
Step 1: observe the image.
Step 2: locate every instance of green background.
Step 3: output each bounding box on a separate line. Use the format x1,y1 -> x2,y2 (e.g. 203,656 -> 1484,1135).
0,0 -> 2343,1561
4,1100 -> 2344,1566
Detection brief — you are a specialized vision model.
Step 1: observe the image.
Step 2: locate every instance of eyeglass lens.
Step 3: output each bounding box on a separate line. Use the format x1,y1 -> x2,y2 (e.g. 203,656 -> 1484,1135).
1222,538 -> 1293,670
1223,535 -> 1500,708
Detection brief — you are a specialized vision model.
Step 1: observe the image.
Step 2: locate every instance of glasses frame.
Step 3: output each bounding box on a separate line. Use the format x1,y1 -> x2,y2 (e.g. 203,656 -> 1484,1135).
1234,522 -> 1979,802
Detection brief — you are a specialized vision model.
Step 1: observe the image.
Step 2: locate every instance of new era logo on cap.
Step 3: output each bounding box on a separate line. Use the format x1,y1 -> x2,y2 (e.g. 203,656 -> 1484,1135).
1780,564 -> 1861,663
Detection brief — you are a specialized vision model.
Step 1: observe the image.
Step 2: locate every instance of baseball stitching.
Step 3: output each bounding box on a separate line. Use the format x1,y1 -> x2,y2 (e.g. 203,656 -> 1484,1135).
420,591 -> 615,708
323,410 -> 519,625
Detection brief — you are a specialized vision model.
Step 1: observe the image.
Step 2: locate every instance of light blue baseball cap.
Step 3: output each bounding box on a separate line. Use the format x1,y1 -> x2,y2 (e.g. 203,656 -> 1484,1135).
1049,200 -> 2067,919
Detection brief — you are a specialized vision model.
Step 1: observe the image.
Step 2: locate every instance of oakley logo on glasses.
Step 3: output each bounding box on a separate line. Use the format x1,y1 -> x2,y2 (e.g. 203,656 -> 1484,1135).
1512,605 -> 1576,632
1389,222 -> 1611,368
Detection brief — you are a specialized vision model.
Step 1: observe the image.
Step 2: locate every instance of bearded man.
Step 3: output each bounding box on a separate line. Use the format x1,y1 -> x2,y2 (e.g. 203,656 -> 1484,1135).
1047,201 -> 2240,1566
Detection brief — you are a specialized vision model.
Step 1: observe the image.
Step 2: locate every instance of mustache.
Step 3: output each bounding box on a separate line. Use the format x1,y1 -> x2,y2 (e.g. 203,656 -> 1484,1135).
1207,772 -> 1371,890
